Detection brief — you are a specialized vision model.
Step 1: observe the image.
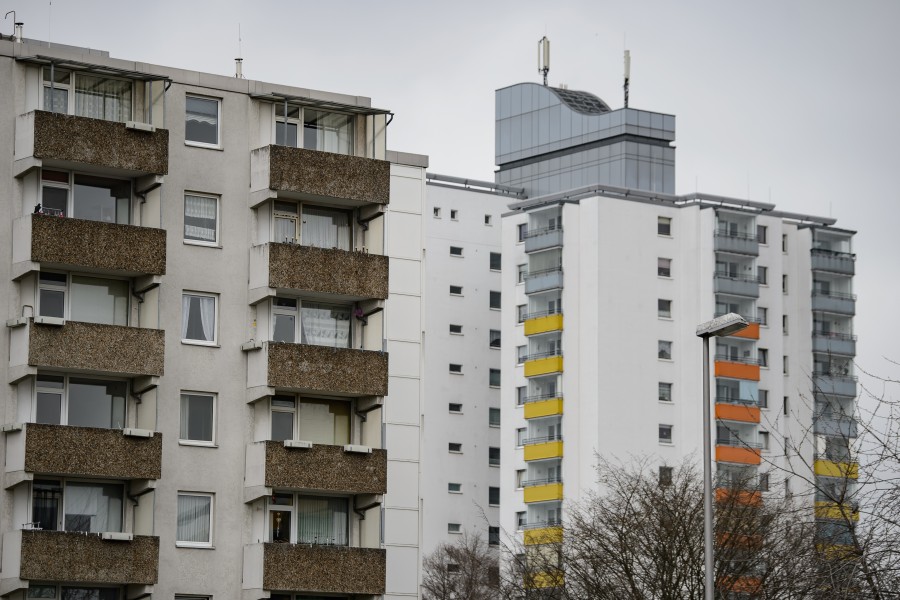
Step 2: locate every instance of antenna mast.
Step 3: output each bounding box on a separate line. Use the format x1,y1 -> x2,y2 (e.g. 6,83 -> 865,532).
538,36 -> 550,86
624,49 -> 631,108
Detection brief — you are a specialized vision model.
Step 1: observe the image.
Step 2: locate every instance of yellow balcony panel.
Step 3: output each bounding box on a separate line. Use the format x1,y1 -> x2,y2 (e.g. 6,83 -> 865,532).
524,398 -> 563,419
815,501 -> 860,521
524,526 -> 563,546
524,314 -> 563,336
526,571 -> 564,589
814,459 -> 858,479
523,483 -> 563,503
524,356 -> 563,377
524,441 -> 563,461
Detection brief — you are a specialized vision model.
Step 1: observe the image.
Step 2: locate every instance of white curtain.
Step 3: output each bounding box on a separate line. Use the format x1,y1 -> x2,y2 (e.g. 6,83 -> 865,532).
64,482 -> 123,533
177,494 -> 211,543
184,195 -> 217,243
296,496 -> 348,545
182,295 -> 215,342
300,304 -> 350,348
75,74 -> 132,122
302,206 -> 350,250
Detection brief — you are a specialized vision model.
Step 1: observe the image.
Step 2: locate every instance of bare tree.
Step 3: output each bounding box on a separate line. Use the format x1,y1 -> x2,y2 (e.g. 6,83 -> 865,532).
421,532 -> 499,600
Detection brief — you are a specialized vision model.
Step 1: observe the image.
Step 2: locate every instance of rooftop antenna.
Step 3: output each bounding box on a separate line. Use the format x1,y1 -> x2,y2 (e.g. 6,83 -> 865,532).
538,36 -> 550,86
4,11 -> 23,43
623,49 -> 631,108
235,24 -> 244,78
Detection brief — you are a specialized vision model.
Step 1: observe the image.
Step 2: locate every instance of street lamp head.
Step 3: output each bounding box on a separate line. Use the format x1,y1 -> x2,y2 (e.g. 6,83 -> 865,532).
696,313 -> 749,338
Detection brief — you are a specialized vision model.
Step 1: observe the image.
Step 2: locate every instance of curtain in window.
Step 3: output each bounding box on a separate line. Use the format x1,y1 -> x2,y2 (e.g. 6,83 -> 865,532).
64,482 -> 123,533
184,195 -> 217,243
182,295 -> 215,342
62,589 -> 119,600
75,74 -> 132,122
301,206 -> 350,250
299,303 -> 350,348
177,494 -> 211,543
296,496 -> 348,545
185,96 -> 218,145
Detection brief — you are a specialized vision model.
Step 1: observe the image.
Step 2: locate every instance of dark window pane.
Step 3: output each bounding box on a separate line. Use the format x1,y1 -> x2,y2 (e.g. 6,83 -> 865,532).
36,392 -> 62,425
67,379 -> 126,429
186,96 -> 219,145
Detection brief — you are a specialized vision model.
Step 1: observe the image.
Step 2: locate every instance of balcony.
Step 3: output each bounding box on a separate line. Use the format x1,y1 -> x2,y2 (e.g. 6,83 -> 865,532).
811,249 -> 855,275
714,356 -> 760,382
715,488 -> 763,506
13,214 -> 166,278
523,482 -> 564,504
16,111 -> 168,176
812,332 -> 857,357
524,353 -> 563,378
243,544 -> 385,596
523,525 -> 563,545
524,396 -> 563,419
815,501 -> 860,521
811,291 -> 856,315
523,438 -> 563,461
814,457 -> 858,479
8,319 -> 164,380
814,410 -> 858,439
524,312 -> 563,336
715,440 -> 762,465
813,374 -> 857,399
713,273 -> 759,298
250,145 -> 390,207
249,243 -> 388,301
525,268 -> 563,294
2,530 -> 158,591
5,424 -> 161,484
247,342 -> 388,397
244,441 -> 386,499
714,230 -> 759,256
715,401 -> 761,424
524,227 -> 564,253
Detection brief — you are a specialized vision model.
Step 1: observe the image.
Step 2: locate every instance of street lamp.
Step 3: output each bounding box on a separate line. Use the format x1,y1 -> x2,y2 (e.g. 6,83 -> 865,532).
696,313 -> 749,600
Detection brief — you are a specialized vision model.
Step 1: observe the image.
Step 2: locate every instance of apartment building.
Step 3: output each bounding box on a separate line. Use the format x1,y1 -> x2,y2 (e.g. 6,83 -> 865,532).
0,33 -> 425,600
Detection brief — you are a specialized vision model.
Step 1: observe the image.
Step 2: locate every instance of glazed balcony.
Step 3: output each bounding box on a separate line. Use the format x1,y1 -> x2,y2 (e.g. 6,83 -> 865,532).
8,319 -> 164,380
814,457 -> 858,479
811,248 -> 855,276
2,530 -> 158,591
813,374 -> 857,399
812,332 -> 857,357
16,110 -> 168,176
524,226 -> 564,253
243,544 -> 385,596
250,145 -> 390,208
811,291 -> 856,315
5,423 -> 161,484
249,243 -> 388,301
246,342 -> 387,397
714,230 -> 759,256
813,407 -> 858,439
814,501 -> 860,521
525,268 -> 564,294
13,214 -> 166,278
713,273 -> 759,298
244,441 -> 386,500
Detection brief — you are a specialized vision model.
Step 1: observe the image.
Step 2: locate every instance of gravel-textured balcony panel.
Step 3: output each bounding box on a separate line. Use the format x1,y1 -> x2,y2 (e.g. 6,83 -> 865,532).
267,145 -> 390,205
263,544 -> 385,594
267,343 -> 387,396
268,244 -> 388,299
264,442 -> 386,494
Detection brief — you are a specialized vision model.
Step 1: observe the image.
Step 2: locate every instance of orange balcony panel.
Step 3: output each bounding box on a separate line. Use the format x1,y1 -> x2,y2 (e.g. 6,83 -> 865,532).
731,322 -> 760,340
714,361 -> 760,381
715,488 -> 762,506
716,445 -> 761,465
722,576 -> 761,594
715,403 -> 761,424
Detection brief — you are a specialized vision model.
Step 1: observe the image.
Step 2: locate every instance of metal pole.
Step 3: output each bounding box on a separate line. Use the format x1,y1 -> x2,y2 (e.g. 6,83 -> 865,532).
702,335 -> 715,600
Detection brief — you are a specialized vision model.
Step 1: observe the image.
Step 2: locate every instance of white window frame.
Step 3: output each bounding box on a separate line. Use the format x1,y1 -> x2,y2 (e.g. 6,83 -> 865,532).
40,169 -> 132,223
484,214 -> 493,226
659,382 -> 673,403
448,523 -> 462,534
489,252 -> 502,271
449,324 -> 463,335
517,264 -> 527,283
41,67 -> 135,122
182,291 -> 219,346
273,105 -> 355,155
185,94 -> 221,149
489,369 -> 501,388
176,492 -> 214,547
657,216 -> 672,236
515,470 -> 526,488
448,443 -> 462,453
179,392 -> 217,447
269,199 -> 353,249
33,373 -> 128,428
449,364 -> 463,375
449,403 -> 463,414
517,223 -> 527,242
449,246 -> 464,257
449,285 -> 463,296
658,340 -> 673,361
271,297 -> 300,343
433,207 -> 441,218
450,209 -> 459,220
266,492 -> 350,545
448,482 -> 462,494
489,291 -> 501,310
183,192 -> 220,247
29,477 -> 126,533
658,299 -> 672,318
516,428 -> 527,447
659,424 -> 673,445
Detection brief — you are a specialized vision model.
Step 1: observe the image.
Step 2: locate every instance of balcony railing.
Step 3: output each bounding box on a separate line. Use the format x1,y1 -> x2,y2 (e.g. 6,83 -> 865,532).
522,519 -> 562,530
714,272 -> 759,283
714,230 -> 759,255
525,268 -> 564,294
811,248 -> 856,275
524,309 -> 563,321
523,226 -> 562,239
716,437 -> 763,449
715,396 -> 758,406
523,435 -> 563,446
715,354 -> 759,365
524,350 -> 563,362
524,393 -> 562,403
523,476 -> 563,487
715,229 -> 758,241
524,227 -> 564,253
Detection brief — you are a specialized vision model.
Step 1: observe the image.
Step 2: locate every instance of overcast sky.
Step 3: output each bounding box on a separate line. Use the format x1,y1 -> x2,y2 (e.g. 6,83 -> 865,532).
6,0 -> 899,402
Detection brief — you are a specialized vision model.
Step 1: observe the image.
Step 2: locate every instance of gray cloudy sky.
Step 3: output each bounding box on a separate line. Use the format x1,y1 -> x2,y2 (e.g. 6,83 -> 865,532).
6,0 -> 899,399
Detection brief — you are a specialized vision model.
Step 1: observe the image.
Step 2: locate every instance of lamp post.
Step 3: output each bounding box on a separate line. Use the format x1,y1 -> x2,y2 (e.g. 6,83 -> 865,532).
696,313 -> 749,600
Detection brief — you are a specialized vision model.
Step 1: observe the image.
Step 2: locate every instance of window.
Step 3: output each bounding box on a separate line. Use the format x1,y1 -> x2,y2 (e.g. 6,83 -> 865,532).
659,424 -> 673,444
757,307 -> 768,326
490,291 -> 501,309
659,382 -> 673,402
449,443 -> 462,453
516,470 -> 526,488
489,447 -> 500,466
449,324 -> 463,335
177,492 -> 213,547
40,170 -> 131,224
449,403 -> 462,413
517,305 -> 527,323
658,258 -> 672,277
659,466 -> 673,486
182,292 -> 217,345
433,207 -> 441,218
448,483 -> 462,493
485,214 -> 493,226
42,68 -> 132,122
516,386 -> 527,406
30,587 -> 120,600
276,105 -> 353,154
517,346 -> 528,364
489,487 -> 500,506
489,526 -> 500,546
658,340 -> 673,360
450,209 -> 459,220
783,396 -> 789,416
517,264 -> 528,283
490,252 -> 502,271
271,201 -> 351,250
272,299 -> 351,347
782,274 -> 788,293
757,265 -> 768,285
34,374 -> 126,429
757,389 -> 768,408
184,193 -> 219,245
782,234 -> 787,252
783,315 -> 789,334
758,348 -> 769,367
760,431 -> 770,451
516,428 -> 527,446
658,299 -> 672,318
657,216 -> 672,236
449,246 -> 463,257
270,396 -> 350,445
449,364 -> 462,374
516,511 -> 527,528
489,369 -> 501,387
180,393 -> 215,445
448,523 -> 461,534
267,493 -> 349,545
32,479 -> 124,533
489,408 -> 501,426
38,272 -> 129,326
489,330 -> 501,348
759,473 -> 770,492
449,285 -> 463,296
783,356 -> 789,374
517,223 -> 527,242
185,95 -> 220,147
